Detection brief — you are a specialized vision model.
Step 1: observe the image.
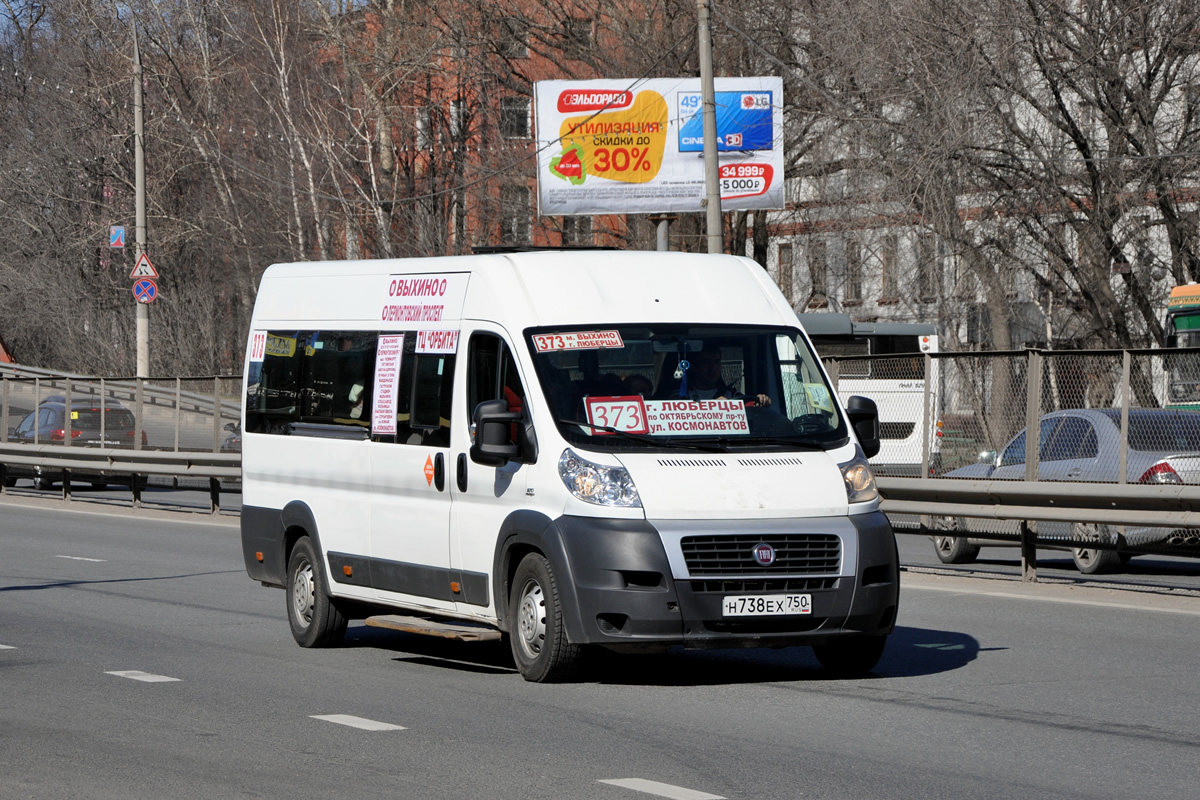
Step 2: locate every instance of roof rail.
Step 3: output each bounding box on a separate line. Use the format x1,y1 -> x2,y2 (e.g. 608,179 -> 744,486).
471,245 -> 622,255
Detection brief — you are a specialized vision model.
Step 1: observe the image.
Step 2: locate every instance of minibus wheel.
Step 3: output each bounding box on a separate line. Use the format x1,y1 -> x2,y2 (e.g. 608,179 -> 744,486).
286,536 -> 348,647
812,635 -> 887,677
510,553 -> 581,682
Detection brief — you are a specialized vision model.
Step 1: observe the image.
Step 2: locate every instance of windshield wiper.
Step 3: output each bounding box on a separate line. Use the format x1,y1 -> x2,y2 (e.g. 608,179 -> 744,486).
684,435 -> 828,451
559,419 -> 723,453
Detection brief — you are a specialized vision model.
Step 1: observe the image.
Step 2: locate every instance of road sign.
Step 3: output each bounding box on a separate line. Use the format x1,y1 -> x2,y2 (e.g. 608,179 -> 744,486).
133,278 -> 158,304
130,253 -> 159,279
109,226 -> 125,248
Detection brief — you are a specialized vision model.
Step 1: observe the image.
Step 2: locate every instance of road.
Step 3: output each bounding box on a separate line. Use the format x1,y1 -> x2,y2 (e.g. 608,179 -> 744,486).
1,496 -> 1198,799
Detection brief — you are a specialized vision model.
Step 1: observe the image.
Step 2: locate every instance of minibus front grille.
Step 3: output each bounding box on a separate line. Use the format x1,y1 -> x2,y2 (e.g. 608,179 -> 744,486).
688,577 -> 838,593
680,533 -> 841,575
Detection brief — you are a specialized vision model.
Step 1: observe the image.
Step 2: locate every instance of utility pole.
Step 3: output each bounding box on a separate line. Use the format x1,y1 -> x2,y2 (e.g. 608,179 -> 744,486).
134,27 -> 150,377
696,0 -> 723,254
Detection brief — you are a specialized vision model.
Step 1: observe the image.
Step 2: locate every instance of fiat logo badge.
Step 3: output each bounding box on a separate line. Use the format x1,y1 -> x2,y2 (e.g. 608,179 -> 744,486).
752,543 -> 776,567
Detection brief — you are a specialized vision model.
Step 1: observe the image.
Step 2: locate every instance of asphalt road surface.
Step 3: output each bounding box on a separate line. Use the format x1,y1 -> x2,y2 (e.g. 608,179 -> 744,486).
2,496 -> 1198,799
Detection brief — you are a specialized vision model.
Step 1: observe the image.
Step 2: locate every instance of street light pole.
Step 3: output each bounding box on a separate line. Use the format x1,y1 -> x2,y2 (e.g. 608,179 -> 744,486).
696,0 -> 723,254
133,27 -> 149,377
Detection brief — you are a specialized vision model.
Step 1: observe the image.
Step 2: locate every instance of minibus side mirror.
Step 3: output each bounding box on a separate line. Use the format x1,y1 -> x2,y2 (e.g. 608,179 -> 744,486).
845,395 -> 881,459
469,398 -> 537,467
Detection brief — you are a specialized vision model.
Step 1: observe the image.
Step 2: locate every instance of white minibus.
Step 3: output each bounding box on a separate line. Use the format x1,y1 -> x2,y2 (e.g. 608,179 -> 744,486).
239,250 -> 898,681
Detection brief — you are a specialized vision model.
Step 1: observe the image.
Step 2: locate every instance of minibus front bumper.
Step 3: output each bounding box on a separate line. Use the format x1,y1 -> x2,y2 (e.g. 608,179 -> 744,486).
551,511 -> 898,650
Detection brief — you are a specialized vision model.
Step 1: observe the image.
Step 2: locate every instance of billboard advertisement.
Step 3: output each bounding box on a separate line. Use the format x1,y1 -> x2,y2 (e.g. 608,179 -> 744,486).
534,77 -> 784,216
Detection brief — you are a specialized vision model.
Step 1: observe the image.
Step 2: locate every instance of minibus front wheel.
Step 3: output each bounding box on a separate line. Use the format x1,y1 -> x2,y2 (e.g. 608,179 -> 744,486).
287,536 -> 348,648
510,553 -> 581,682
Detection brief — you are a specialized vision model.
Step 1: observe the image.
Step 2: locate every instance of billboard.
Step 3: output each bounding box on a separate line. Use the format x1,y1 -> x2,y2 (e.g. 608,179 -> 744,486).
535,77 -> 784,216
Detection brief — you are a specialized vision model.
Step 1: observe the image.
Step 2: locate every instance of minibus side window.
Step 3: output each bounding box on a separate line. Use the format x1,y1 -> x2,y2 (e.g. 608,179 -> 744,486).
397,333 -> 455,447
467,333 -> 525,433
303,332 -> 376,426
247,332 -> 305,434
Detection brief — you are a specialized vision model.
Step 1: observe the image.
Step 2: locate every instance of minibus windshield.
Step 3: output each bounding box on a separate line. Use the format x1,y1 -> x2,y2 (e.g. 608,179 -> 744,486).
525,324 -> 848,452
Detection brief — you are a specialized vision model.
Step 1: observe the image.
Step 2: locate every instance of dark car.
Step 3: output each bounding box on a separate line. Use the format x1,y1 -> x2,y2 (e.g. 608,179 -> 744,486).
4,395 -> 148,490
220,421 -> 241,453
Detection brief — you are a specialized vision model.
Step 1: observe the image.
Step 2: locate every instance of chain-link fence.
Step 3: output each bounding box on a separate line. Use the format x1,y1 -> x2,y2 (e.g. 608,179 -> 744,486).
823,347 -> 1200,570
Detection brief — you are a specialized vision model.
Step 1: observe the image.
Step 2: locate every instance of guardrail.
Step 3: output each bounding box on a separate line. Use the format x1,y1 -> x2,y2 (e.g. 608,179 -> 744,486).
0,442 -> 240,513
877,476 -> 1200,580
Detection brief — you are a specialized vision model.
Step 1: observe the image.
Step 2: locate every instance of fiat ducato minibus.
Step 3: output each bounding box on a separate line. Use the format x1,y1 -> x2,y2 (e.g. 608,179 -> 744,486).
239,249 -> 897,682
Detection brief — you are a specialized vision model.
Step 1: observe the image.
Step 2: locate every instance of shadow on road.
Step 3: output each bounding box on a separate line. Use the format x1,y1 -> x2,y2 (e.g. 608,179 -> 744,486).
341,622 -> 986,685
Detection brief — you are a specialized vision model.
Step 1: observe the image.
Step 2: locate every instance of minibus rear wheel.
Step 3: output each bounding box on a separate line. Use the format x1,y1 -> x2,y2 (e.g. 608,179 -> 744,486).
287,536 -> 348,647
510,553 -> 581,682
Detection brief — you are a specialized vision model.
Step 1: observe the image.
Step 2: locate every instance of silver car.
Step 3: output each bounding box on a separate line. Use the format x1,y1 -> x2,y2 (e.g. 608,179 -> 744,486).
932,408 -> 1200,573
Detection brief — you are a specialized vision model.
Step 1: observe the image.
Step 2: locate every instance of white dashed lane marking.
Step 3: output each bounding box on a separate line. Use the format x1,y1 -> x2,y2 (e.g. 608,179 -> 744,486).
0,644 -> 15,650
310,714 -> 406,731
599,778 -> 726,800
55,555 -> 107,562
105,670 -> 181,683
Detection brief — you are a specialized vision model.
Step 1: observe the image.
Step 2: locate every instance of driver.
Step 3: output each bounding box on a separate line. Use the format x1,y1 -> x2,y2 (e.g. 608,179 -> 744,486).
685,346 -> 771,406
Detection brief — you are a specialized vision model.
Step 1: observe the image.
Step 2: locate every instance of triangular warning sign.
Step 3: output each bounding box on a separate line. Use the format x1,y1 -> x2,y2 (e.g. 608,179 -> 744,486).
130,253 -> 159,279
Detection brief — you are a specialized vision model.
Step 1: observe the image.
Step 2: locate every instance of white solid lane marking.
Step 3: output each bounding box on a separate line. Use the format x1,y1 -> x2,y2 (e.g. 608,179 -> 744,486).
310,714 -> 406,731
599,779 -> 726,800
105,670 -> 181,683
905,582 -> 1200,616
55,555 -> 106,562
0,644 -> 15,650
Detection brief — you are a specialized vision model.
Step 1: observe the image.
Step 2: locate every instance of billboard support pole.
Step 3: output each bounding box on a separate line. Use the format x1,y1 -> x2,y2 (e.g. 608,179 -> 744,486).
133,27 -> 150,378
696,0 -> 723,254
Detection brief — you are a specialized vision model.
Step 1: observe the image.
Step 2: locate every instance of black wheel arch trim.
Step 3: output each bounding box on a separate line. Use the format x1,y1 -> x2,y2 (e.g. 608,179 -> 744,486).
492,509 -> 589,644
280,500 -> 332,593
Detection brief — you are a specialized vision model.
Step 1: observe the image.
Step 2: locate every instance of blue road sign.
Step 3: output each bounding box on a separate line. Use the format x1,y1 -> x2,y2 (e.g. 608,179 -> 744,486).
110,226 -> 125,248
133,278 -> 158,304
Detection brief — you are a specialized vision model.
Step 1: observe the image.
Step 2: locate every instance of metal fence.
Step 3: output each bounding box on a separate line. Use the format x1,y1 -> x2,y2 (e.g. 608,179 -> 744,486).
0,364 -> 241,510
824,347 -> 1200,574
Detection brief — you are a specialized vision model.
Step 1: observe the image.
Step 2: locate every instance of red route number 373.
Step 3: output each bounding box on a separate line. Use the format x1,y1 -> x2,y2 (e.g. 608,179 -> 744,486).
584,395 -> 648,434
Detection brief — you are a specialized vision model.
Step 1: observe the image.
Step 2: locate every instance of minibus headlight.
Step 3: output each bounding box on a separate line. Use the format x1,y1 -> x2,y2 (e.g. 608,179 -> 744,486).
840,452 -> 879,504
558,448 -> 641,508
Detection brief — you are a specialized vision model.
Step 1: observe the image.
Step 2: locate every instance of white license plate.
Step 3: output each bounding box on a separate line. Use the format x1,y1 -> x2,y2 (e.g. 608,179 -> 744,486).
722,593 -> 811,617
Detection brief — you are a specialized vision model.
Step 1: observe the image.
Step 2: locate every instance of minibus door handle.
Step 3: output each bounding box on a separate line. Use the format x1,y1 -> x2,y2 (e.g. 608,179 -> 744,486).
434,452 -> 446,492
456,453 -> 468,493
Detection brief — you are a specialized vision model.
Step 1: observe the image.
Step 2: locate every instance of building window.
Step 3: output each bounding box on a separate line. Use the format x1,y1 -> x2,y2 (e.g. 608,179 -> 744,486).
415,106 -> 434,150
562,215 -> 593,246
1180,211 -> 1199,275
844,237 -> 862,303
917,232 -> 941,302
881,234 -> 899,302
563,17 -> 593,56
500,96 -> 531,139
807,239 -> 827,307
776,243 -> 794,305
501,185 -> 531,243
449,100 -> 467,140
497,16 -> 529,59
